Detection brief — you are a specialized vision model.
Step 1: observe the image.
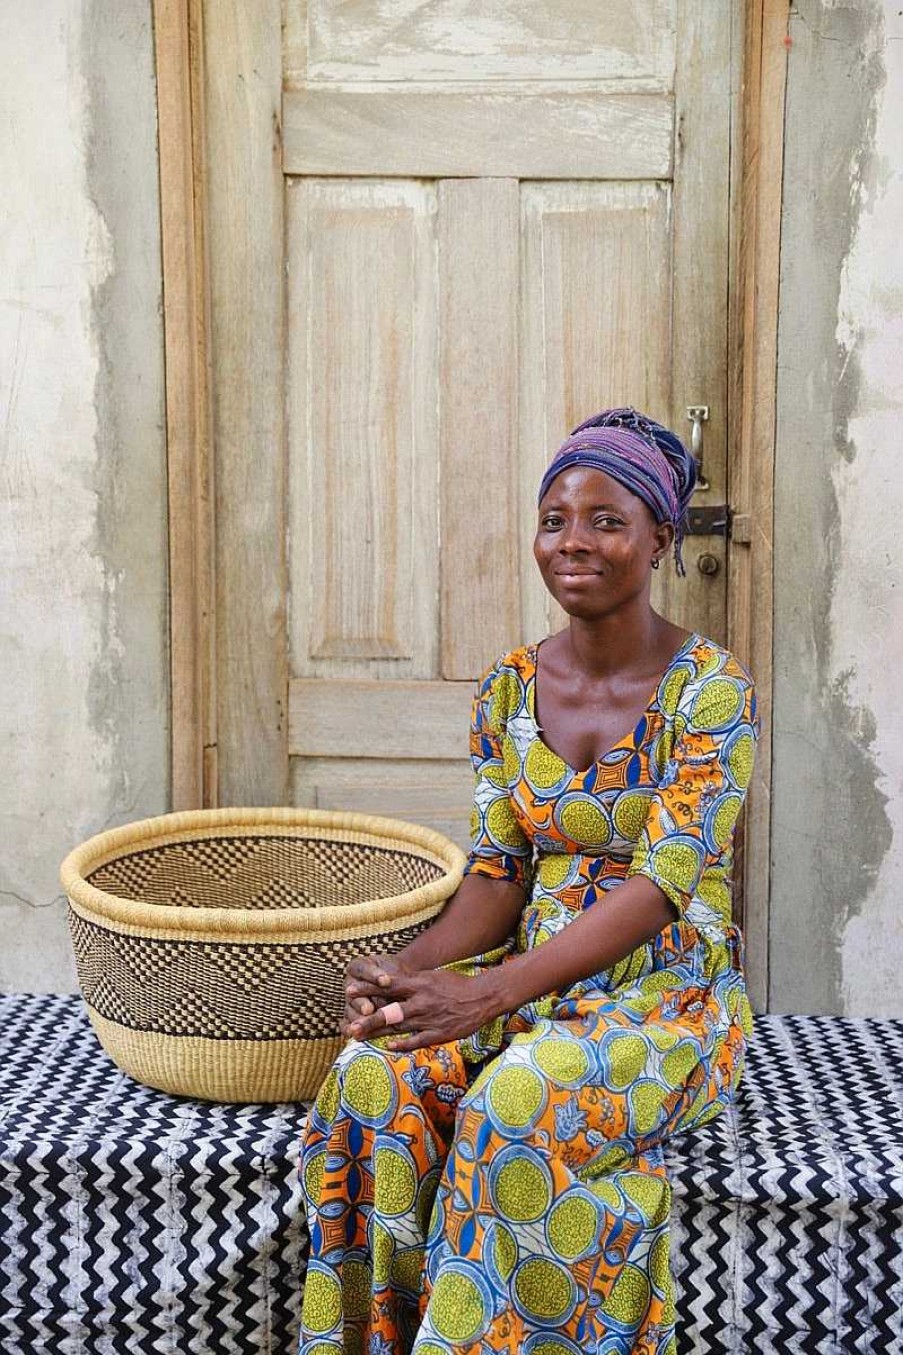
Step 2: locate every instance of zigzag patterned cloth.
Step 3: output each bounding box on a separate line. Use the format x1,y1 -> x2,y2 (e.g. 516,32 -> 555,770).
1,995 -> 902,1353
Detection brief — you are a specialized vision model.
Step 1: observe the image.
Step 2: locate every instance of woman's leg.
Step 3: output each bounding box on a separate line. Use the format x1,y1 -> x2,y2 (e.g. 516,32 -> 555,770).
299,1036 -> 473,1355
411,930 -> 749,1355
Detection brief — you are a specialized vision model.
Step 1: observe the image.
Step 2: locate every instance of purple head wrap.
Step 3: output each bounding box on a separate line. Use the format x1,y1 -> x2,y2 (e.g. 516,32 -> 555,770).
537,407 -> 697,576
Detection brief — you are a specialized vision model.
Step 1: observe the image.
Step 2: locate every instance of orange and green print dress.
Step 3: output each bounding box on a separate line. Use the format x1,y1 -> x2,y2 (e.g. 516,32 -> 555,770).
299,632 -> 758,1355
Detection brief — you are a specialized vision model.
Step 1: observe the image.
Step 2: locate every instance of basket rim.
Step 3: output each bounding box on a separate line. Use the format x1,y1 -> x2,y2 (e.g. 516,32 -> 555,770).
60,806 -> 466,938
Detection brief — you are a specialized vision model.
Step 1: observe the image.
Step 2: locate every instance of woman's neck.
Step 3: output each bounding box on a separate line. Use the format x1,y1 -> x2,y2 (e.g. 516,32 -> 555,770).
558,609 -> 681,680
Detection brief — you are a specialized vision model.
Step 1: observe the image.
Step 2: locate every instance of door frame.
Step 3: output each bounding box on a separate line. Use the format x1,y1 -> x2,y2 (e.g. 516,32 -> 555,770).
153,0 -> 790,1009
153,0 -> 217,811
725,0 -> 790,1009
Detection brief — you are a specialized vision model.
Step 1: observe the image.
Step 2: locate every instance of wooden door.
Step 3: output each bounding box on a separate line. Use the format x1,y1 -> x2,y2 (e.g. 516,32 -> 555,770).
203,1 -> 737,850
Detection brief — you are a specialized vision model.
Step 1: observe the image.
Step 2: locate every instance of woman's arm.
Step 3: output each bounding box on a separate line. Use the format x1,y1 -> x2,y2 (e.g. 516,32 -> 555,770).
346,875 -> 674,1047
395,872 -> 526,970
343,873 -> 524,1026
479,875 -> 674,1014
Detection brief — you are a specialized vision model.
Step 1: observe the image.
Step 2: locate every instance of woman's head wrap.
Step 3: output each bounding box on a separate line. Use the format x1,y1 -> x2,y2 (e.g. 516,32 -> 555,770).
537,407 -> 697,576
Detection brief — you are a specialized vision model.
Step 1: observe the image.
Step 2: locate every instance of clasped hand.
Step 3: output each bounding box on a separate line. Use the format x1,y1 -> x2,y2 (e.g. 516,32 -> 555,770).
342,954 -> 497,1053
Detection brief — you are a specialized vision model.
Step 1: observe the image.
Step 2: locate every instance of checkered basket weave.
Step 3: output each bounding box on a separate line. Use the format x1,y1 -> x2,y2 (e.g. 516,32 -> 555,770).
60,808 -> 466,1103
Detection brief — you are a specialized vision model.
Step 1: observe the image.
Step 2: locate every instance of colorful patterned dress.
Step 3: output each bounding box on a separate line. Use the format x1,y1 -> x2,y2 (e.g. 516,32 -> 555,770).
299,632 -> 758,1355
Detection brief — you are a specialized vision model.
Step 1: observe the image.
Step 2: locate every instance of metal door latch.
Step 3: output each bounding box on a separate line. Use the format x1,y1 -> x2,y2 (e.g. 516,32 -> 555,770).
685,504 -> 731,537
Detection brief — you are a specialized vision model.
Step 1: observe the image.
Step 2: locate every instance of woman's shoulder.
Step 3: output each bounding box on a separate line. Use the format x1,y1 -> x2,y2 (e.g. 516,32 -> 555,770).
681,632 -> 755,681
473,645 -> 536,725
661,631 -> 758,727
476,644 -> 536,686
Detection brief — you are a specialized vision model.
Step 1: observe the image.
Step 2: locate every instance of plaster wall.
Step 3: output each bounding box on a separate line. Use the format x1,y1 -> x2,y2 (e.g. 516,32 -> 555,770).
0,3 -> 168,991
771,0 -> 902,1013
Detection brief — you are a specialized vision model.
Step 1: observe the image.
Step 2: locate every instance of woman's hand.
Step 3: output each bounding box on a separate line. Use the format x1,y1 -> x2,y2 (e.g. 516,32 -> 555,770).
345,967 -> 502,1052
340,874 -> 524,1044
342,953 -> 412,1036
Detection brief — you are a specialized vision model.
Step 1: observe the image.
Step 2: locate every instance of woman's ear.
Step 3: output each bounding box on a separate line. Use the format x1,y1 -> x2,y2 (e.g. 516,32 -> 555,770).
652,520 -> 675,565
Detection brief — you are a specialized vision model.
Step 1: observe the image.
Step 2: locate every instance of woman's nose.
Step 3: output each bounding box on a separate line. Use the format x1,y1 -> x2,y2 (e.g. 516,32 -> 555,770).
559,521 -> 592,552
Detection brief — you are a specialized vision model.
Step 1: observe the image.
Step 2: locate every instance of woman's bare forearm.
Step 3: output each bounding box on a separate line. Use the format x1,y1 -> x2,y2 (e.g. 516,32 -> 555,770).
479,875 -> 676,1015
395,873 -> 526,971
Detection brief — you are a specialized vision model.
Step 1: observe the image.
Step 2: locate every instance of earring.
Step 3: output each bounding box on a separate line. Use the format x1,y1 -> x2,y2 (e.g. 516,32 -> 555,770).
651,557 -> 661,570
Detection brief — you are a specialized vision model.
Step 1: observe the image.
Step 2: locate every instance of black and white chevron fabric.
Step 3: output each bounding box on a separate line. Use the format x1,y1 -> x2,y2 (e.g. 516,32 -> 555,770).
1,997 -> 902,1353
666,1012 -> 903,1353
0,995 -> 308,1353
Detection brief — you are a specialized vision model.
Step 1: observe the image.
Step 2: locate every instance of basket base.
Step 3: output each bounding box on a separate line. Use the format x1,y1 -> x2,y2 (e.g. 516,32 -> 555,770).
84,1004 -> 342,1103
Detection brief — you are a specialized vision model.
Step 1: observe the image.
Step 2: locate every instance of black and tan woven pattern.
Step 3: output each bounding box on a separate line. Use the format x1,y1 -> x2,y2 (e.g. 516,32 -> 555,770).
61,809 -> 466,1099
87,835 -> 445,910
68,910 -> 427,1040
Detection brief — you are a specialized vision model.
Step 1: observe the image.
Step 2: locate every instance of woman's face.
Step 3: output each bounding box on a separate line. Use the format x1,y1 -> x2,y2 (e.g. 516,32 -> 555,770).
533,465 -> 673,620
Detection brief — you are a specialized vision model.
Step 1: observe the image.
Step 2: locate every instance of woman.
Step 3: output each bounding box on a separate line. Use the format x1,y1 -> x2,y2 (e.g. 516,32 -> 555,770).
299,408 -> 757,1355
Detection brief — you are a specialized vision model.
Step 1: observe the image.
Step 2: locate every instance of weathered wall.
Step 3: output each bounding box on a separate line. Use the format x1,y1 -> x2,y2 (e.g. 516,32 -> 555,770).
770,0 -> 902,1013
0,3 -> 168,991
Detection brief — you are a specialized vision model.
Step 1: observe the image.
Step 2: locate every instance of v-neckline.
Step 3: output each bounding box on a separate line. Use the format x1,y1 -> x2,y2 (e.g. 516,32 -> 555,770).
525,630 -> 700,777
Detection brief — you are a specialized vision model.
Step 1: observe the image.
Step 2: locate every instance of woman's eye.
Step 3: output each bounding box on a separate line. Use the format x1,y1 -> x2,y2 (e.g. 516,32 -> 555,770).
595,516 -> 622,528
541,516 -> 563,529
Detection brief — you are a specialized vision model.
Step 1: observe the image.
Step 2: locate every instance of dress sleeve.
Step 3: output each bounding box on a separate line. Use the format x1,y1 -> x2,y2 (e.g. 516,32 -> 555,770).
627,661 -> 759,918
462,661 -> 532,889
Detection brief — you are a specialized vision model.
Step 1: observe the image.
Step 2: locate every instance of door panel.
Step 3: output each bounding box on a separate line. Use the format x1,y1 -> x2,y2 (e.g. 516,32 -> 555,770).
289,0 -> 675,85
289,680 -> 472,761
291,758 -> 473,845
438,178 -> 521,681
287,179 -> 439,680
282,90 -> 673,179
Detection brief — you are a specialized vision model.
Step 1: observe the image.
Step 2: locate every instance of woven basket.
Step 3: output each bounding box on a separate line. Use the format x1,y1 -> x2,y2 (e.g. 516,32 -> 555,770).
60,807 -> 465,1103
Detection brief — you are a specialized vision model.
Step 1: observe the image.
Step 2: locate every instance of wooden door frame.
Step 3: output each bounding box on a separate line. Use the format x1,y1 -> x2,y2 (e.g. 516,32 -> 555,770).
153,0 -> 217,810
726,0 -> 790,1009
153,0 -> 790,1004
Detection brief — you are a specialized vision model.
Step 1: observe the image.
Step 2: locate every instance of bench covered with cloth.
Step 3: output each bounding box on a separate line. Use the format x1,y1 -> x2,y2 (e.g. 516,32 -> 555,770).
1,994 -> 901,1353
